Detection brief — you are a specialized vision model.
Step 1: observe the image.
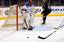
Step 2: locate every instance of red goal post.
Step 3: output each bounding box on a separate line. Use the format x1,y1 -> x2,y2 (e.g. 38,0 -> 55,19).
16,5 -> 18,30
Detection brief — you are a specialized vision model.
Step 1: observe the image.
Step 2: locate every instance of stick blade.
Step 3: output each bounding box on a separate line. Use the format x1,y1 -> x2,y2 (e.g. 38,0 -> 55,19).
38,36 -> 46,39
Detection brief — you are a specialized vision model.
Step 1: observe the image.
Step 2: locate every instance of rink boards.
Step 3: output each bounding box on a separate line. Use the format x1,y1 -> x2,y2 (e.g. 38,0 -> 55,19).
0,6 -> 64,20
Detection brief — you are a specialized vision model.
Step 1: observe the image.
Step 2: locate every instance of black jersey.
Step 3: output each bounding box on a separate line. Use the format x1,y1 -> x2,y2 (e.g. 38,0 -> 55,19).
41,2 -> 51,15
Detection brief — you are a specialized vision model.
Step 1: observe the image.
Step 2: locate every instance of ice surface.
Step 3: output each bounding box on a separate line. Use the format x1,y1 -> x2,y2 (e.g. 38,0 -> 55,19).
0,16 -> 64,42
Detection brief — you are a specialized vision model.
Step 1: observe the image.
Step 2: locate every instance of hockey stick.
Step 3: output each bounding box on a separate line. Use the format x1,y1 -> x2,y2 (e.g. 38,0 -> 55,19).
38,20 -> 64,39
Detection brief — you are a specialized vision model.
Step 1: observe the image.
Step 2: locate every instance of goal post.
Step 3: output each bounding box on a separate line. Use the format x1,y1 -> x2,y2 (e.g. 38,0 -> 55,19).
16,5 -> 18,30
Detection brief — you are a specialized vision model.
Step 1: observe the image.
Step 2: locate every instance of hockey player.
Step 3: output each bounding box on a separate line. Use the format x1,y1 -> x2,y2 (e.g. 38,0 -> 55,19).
21,2 -> 34,30
41,1 -> 51,24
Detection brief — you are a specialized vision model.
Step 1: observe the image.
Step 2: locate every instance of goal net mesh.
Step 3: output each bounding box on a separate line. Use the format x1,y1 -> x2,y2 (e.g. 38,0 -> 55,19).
0,5 -> 22,31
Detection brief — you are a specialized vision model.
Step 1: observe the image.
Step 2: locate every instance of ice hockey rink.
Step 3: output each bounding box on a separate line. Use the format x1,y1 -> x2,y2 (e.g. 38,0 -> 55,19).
0,16 -> 64,42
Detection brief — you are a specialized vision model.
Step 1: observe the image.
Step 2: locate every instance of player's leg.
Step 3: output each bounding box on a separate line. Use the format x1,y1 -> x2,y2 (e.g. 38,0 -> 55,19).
41,14 -> 46,24
26,13 -> 33,30
29,14 -> 33,27
21,11 -> 28,29
41,10 -> 46,24
25,13 -> 30,29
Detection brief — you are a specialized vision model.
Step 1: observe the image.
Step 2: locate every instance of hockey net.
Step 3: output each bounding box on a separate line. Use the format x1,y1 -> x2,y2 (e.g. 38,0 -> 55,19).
0,5 -> 22,31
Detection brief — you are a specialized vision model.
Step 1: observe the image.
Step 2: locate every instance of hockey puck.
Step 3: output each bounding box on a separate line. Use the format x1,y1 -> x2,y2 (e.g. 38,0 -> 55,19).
27,37 -> 29,38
